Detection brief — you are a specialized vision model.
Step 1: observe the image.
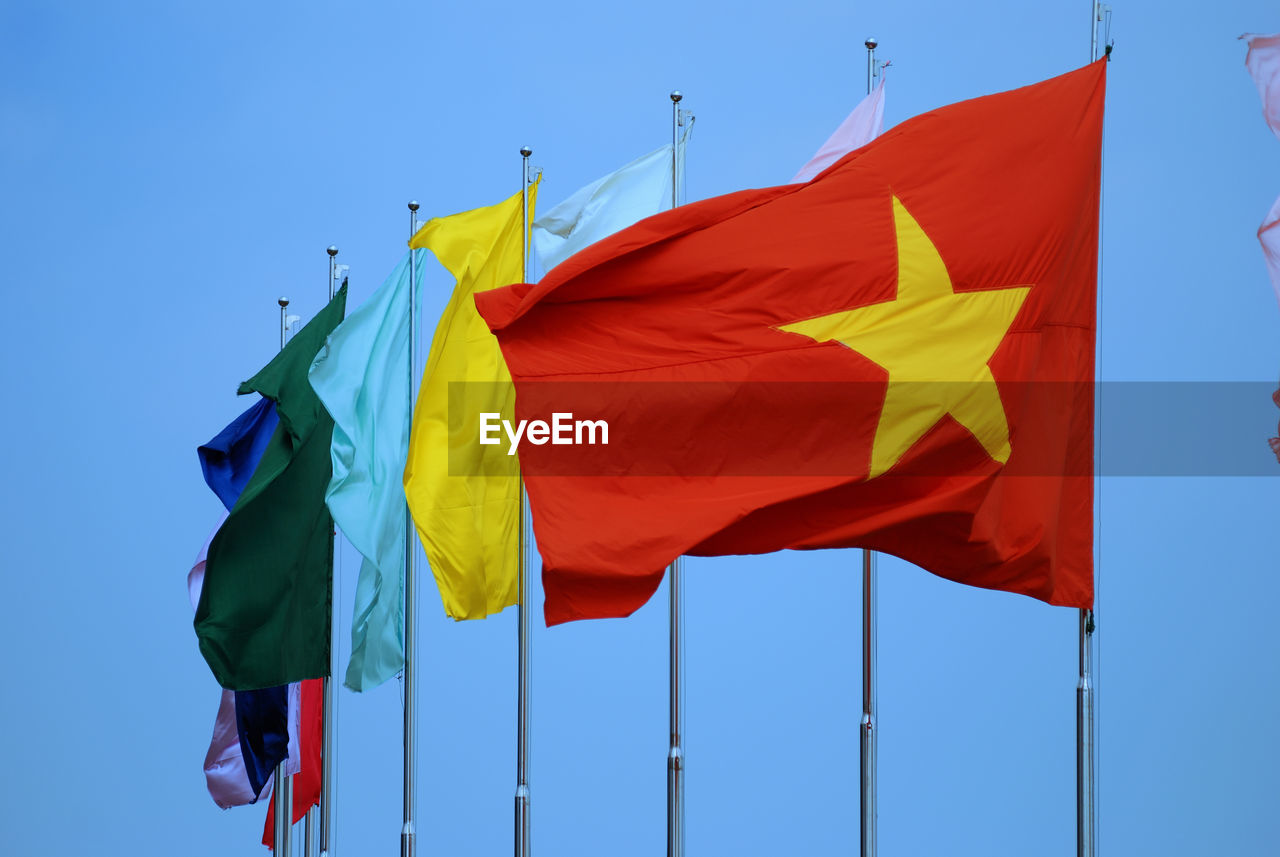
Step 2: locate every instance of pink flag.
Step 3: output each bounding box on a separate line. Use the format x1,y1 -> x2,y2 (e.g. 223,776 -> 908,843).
1243,33 -> 1280,306
201,690 -> 269,808
1261,196 -> 1280,306
1244,33 -> 1280,141
792,78 -> 885,182
187,517 -> 301,808
1270,388 -> 1280,463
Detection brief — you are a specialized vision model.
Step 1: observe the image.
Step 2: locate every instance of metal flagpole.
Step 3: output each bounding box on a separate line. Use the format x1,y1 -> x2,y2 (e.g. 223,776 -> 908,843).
1089,0 -> 1099,69
306,246 -> 341,857
320,244 -> 340,857
402,203 -> 421,857
667,549 -> 684,857
1079,8 -> 1101,856
666,90 -> 686,857
274,296 -> 294,857
1077,608 -> 1095,857
515,145 -> 533,857
304,805 -> 315,857
859,37 -> 879,857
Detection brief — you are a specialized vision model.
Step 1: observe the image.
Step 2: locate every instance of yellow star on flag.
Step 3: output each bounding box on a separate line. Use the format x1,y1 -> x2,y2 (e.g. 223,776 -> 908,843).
780,196 -> 1031,478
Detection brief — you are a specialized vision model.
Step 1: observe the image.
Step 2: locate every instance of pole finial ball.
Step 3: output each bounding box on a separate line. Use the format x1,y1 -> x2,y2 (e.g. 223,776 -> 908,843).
520,146 -> 533,157
408,200 -> 420,211
326,245 -> 339,257
278,296 -> 290,307
670,90 -> 683,103
865,37 -> 878,50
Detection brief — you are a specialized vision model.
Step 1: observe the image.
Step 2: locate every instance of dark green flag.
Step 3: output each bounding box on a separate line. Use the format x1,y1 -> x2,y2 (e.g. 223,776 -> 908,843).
196,285 -> 347,690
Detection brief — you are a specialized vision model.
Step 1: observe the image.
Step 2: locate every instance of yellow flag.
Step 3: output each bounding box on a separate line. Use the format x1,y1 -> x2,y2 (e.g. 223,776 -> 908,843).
404,182 -> 537,620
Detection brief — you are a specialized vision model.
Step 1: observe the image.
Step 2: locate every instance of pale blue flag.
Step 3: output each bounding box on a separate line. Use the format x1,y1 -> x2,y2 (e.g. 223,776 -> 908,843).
309,251 -> 423,691
533,135 -> 689,273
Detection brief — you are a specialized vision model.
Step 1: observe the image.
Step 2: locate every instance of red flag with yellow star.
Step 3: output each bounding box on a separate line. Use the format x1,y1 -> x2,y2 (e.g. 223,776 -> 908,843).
476,61 -> 1104,624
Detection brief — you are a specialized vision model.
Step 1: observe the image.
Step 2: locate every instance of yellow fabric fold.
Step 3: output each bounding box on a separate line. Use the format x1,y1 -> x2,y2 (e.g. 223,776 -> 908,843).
404,182 -> 538,620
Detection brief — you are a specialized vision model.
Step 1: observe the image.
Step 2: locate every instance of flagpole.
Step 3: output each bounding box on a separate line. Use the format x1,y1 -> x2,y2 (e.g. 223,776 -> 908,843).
1089,0 -> 1098,68
859,36 -> 879,857
666,89 -> 686,857
1077,608 -> 1095,857
1079,9 -> 1100,857
515,145 -> 534,857
304,800 -> 316,857
402,204 -> 421,857
274,295 -> 294,857
319,244 -> 340,857
667,549 -> 684,857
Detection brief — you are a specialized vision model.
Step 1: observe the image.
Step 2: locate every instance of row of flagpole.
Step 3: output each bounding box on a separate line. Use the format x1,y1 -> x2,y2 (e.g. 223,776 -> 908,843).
509,94 -> 697,857
309,46 -> 890,857
251,45 -> 880,857
267,248 -> 344,857
262,27 -> 1105,853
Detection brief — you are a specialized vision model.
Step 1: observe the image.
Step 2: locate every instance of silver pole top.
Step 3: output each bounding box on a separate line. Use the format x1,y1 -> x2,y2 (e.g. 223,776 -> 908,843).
278,296 -> 290,307
864,37 -> 878,50
519,146 -> 532,158
407,200 -> 420,212
326,245 -> 339,257
669,90 -> 683,103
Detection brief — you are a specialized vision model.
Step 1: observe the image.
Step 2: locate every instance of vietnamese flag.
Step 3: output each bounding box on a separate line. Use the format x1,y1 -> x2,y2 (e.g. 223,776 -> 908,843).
476,61 -> 1105,625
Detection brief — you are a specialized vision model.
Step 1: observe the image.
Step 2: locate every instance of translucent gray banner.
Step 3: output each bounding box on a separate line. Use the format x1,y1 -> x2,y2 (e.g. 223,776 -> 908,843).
444,381 -> 1280,477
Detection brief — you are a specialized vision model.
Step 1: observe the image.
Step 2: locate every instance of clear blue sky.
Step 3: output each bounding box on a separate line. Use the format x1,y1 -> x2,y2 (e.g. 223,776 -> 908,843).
2,1 -> 1277,854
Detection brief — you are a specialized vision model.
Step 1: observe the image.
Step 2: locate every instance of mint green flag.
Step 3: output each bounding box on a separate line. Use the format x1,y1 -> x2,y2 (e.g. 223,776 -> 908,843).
196,285 -> 347,690
309,253 -> 423,691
